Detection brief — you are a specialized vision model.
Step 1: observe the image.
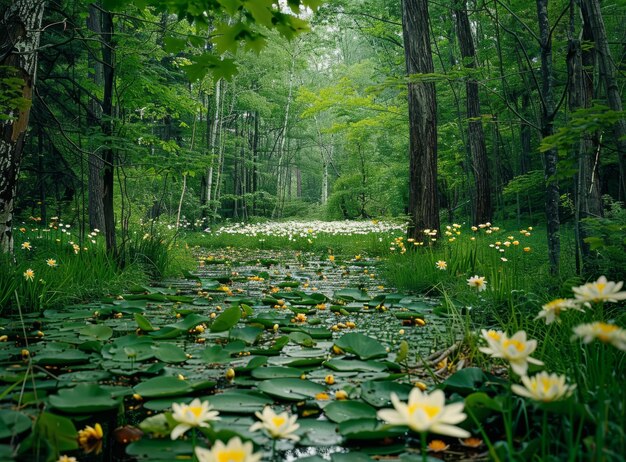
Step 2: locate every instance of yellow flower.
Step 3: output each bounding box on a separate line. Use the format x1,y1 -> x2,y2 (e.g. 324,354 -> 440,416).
23,269 -> 35,282
195,437 -> 262,462
459,437 -> 483,448
572,276 -> 626,305
479,329 -> 544,376
315,392 -> 329,400
170,398 -> 220,440
512,371 -> 576,402
249,406 -> 300,441
467,275 -> 487,291
572,322 -> 626,350
329,255 -> 335,262
377,388 -> 470,437
435,260 -> 447,270
21,242 -> 32,251
325,374 -> 335,385
428,439 -> 449,452
335,390 -> 348,400
78,423 -> 103,454
46,258 -> 58,267
535,298 -> 583,325
523,247 -> 531,252
57,456 -> 78,462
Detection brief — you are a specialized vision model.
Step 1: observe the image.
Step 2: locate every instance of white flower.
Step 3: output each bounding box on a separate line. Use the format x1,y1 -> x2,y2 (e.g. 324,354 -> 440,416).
170,399 -> 220,440
435,260 -> 447,270
467,275 -> 487,291
572,276 -> 626,305
249,406 -> 300,441
535,298 -> 584,324
195,437 -> 262,462
377,388 -> 470,437
479,330 -> 544,376
572,322 -> 626,351
512,371 -> 575,402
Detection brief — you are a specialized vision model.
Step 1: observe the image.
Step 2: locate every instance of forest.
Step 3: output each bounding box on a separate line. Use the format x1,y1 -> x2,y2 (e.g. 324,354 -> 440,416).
1,0 -> 625,461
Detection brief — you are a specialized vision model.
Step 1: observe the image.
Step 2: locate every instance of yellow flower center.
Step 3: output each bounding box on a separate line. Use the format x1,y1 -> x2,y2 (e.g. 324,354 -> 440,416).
486,331 -> 501,341
596,323 -> 617,341
539,377 -> 552,392
596,282 -> 606,292
217,449 -> 246,462
189,406 -> 203,418
504,339 -> 525,352
408,403 -> 440,419
271,416 -> 286,427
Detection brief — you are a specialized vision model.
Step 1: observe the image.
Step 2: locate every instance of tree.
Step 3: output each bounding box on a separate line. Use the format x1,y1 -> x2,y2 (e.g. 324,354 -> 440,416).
0,0 -> 46,254
402,0 -> 439,239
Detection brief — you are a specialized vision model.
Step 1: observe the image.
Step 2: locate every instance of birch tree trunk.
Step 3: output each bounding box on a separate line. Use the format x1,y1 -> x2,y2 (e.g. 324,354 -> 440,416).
402,0 -> 440,239
205,78 -> 222,207
0,0 -> 46,253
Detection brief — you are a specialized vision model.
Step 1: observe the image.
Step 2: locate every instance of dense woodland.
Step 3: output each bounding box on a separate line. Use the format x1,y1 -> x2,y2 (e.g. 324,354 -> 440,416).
2,0 -> 626,276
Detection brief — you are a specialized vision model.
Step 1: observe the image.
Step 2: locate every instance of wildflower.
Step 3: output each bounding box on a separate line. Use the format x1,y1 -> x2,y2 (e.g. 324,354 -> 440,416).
170,398 -> 220,440
479,329 -> 544,376
325,374 -> 335,385
512,371 -> 576,402
467,275 -> 487,292
315,392 -> 329,400
523,247 -> 531,252
572,276 -> 626,305
78,423 -> 103,454
46,258 -> 58,267
57,456 -> 78,462
428,439 -> 449,452
21,242 -> 32,251
335,390 -> 348,400
292,313 -> 307,323
195,437 -> 262,462
435,260 -> 447,270
377,388 -> 470,437
535,298 -> 583,325
501,257 -> 508,262
329,255 -> 335,262
249,406 -> 300,441
23,269 -> 35,282
459,437 -> 483,448
225,368 -> 236,381
572,322 -> 626,351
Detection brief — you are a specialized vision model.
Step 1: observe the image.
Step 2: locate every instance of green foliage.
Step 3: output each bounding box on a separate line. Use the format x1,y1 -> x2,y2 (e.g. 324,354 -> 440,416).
0,66 -> 31,120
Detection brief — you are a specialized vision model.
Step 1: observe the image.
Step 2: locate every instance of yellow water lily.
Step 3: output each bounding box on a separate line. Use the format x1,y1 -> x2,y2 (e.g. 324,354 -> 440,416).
195,437 -> 262,462
572,276 -> 626,305
170,398 -> 220,440
78,422 -> 103,454
512,371 -> 576,402
479,329 -> 544,376
377,388 -> 470,437
572,322 -> 626,351
249,406 -> 300,441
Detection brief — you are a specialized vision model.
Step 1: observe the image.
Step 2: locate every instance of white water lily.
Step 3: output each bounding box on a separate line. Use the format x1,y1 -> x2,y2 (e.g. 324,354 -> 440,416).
377,388 -> 470,437
512,371 -> 576,402
467,275 -> 487,291
572,276 -> 626,305
249,406 -> 300,441
535,298 -> 584,324
572,322 -> 626,351
170,398 -> 220,440
479,329 -> 544,376
195,437 -> 262,462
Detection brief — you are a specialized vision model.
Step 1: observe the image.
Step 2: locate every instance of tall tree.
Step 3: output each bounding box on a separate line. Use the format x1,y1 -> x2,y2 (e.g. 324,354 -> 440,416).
453,0 -> 493,225
536,0 -> 560,275
402,0 -> 440,239
0,0 -> 46,253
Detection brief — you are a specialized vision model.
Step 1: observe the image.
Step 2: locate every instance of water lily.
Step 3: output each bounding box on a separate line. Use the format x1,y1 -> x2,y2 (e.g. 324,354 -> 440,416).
78,422 -> 103,454
467,275 -> 487,291
170,398 -> 220,440
572,276 -> 626,305
57,456 -> 77,462
572,322 -> 626,351
249,406 -> 300,441
195,437 -> 262,462
512,371 -> 576,402
535,298 -> 583,324
377,388 -> 470,437
435,260 -> 447,270
479,329 -> 543,376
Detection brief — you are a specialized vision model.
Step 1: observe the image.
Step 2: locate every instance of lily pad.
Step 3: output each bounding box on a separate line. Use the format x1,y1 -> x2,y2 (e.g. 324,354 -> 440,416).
49,383 -> 120,413
34,349 -> 91,366
324,359 -> 388,373
210,305 -> 241,332
207,391 -> 273,414
251,366 -> 303,380
334,333 -> 388,360
152,344 -> 188,363
133,376 -> 193,398
323,400 -> 378,423
0,410 -> 32,439
360,380 -> 413,408
257,378 -> 326,401
78,324 -> 113,340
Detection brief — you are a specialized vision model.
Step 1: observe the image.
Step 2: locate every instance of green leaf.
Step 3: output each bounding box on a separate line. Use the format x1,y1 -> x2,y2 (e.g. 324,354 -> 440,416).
250,366 -> 303,379
360,380 -> 412,408
334,288 -> 370,302
442,367 -> 490,395
229,326 -> 263,345
288,331 -> 316,347
201,345 -> 231,364
211,305 -> 241,332
334,333 -> 387,360
152,344 -> 188,363
323,400 -> 377,423
34,349 -> 91,366
134,313 -> 157,332
49,383 -> 120,413
323,359 -> 387,373
0,410 -> 32,439
78,324 -> 113,340
207,390 -> 272,414
257,378 -> 326,401
133,376 -> 193,398
163,36 -> 186,53
35,412 -> 78,452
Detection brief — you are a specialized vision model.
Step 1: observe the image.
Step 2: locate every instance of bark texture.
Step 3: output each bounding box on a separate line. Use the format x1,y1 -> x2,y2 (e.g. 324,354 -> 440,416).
0,0 -> 46,253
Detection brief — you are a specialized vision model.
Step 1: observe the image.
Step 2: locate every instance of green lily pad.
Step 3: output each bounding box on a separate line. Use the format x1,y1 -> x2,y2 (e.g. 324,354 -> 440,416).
360,380 -> 413,408
334,333 -> 388,360
34,349 -> 91,366
0,410 -> 32,439
334,288 -> 370,302
207,391 -> 272,414
78,324 -> 113,340
324,359 -> 388,373
257,378 -> 326,401
133,376 -> 193,398
152,344 -> 188,363
126,439 -> 192,460
230,326 -> 263,345
338,418 -> 405,440
323,400 -> 378,423
251,366 -> 303,380
49,383 -> 120,413
296,419 -> 342,446
210,305 -> 241,332
201,345 -> 231,364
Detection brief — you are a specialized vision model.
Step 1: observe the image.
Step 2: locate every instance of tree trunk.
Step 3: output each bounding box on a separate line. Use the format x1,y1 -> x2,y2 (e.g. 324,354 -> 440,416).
536,0 -> 560,275
402,0 -> 439,239
0,0 -> 46,254
581,0 -> 626,199
87,3 -> 105,232
205,78 -> 222,207
100,8 -> 116,254
454,0 -> 493,225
